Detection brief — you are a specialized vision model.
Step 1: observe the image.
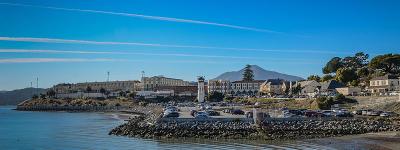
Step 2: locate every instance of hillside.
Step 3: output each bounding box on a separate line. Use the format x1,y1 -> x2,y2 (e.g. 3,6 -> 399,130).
0,88 -> 46,105
212,65 -> 304,81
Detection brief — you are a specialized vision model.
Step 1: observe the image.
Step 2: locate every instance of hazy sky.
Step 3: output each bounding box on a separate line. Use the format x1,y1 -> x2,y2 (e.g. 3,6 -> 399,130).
0,0 -> 399,90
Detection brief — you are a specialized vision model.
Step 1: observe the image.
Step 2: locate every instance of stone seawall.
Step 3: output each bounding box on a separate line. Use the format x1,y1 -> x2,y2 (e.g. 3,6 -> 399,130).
110,116 -> 400,140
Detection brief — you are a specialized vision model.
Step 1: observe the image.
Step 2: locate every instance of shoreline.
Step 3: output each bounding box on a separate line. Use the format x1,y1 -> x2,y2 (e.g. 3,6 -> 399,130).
307,131 -> 400,149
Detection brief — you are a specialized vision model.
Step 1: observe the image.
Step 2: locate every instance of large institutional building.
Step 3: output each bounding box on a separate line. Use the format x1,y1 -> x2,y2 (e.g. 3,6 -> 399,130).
53,80 -> 141,94
141,76 -> 190,91
208,80 -> 265,96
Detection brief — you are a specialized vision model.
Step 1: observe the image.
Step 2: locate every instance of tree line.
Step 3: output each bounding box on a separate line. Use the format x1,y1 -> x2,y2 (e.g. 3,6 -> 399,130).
307,52 -> 400,87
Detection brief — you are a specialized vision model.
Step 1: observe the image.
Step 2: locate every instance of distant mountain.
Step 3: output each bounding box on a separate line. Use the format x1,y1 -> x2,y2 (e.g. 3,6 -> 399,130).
0,88 -> 46,105
212,65 -> 304,81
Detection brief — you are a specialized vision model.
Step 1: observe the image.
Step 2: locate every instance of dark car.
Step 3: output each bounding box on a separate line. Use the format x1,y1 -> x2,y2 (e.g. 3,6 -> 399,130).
288,110 -> 303,116
304,110 -> 318,117
190,110 -> 198,117
206,110 -> 220,116
231,109 -> 245,115
163,111 -> 179,118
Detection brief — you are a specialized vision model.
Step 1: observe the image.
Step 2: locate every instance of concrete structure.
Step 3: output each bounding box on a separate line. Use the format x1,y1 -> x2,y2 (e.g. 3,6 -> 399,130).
230,80 -> 264,96
208,80 -> 231,94
208,80 -> 264,96
141,76 -> 190,91
336,87 -> 362,96
53,80 -> 140,94
154,85 -> 207,96
369,74 -> 400,95
197,77 -> 205,102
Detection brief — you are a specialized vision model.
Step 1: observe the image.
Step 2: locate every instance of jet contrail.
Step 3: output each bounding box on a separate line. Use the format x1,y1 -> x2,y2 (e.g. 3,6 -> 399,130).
0,36 -> 347,54
0,2 -> 281,34
0,58 -> 118,63
0,48 -> 262,59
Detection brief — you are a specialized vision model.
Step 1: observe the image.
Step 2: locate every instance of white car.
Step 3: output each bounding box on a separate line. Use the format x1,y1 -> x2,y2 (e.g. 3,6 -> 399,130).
380,112 -> 390,117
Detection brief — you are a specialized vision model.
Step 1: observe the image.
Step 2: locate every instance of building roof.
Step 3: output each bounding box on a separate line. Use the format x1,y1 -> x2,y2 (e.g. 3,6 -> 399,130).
320,80 -> 345,91
231,80 -> 265,83
371,74 -> 399,80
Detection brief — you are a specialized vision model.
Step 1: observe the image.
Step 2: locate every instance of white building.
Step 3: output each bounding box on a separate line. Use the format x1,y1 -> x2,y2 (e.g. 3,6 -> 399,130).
141,76 -> 190,91
53,80 -> 141,94
369,74 -> 400,95
197,77 -> 205,102
208,80 -> 264,96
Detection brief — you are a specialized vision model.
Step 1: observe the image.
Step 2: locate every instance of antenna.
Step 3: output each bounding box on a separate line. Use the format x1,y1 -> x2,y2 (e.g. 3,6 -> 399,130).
36,77 -> 39,95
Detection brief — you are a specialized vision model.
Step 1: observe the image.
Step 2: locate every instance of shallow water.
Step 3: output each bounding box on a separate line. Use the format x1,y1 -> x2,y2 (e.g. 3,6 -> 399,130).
0,106 -> 342,149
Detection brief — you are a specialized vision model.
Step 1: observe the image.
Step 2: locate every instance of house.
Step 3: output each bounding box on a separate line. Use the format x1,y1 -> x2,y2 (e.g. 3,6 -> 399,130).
368,74 -> 400,95
319,80 -> 345,96
295,80 -> 321,97
336,87 -> 362,96
259,79 -> 292,96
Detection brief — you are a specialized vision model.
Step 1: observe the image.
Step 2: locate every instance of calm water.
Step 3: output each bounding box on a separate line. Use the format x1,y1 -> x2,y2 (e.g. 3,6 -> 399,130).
0,106 -> 337,150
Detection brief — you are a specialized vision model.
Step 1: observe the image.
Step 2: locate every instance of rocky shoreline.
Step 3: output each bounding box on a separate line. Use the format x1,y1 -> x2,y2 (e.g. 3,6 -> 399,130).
109,115 -> 400,140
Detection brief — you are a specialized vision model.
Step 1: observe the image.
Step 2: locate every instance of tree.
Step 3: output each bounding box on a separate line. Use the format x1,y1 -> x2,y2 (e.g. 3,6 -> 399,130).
291,84 -> 302,95
307,75 -> 321,81
323,57 -> 342,74
127,92 -> 136,99
86,86 -> 92,93
356,67 -> 370,78
321,74 -> 334,82
100,88 -> 106,96
32,94 -> 39,99
369,54 -> 400,75
242,64 -> 254,81
40,93 -> 46,99
46,89 -> 56,98
335,68 -> 358,85
119,91 -> 126,97
207,91 -> 224,102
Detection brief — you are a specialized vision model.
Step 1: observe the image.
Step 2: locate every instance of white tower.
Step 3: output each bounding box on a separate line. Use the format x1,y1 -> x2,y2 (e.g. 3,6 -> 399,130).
197,76 -> 205,103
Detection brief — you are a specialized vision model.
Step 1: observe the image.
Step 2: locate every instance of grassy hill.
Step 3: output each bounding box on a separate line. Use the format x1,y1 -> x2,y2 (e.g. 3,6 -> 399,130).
0,88 -> 46,105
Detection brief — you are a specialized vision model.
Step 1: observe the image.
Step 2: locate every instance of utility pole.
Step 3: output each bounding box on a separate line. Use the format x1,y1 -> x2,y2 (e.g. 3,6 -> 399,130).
141,71 -> 145,91
107,71 -> 110,82
36,77 -> 39,95
30,82 -> 33,96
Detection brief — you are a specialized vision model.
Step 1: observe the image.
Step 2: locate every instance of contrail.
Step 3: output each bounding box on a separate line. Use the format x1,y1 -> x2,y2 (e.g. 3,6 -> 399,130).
0,2 -> 281,33
0,36 -> 347,54
0,48 -> 261,59
0,58 -> 118,63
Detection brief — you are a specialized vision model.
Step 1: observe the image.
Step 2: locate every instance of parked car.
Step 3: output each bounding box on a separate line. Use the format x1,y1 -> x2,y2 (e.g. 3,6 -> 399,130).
195,112 -> 209,119
245,111 -> 253,118
223,108 -> 233,113
322,110 -> 333,117
163,111 -> 179,118
380,112 -> 390,117
205,105 -> 213,110
231,109 -> 245,115
190,110 -> 198,117
352,110 -> 363,115
164,106 -> 178,112
304,110 -> 318,117
206,110 -> 220,116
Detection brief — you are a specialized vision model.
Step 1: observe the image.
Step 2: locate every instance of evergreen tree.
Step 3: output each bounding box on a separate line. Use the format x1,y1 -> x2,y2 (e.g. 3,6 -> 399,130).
242,64 -> 254,81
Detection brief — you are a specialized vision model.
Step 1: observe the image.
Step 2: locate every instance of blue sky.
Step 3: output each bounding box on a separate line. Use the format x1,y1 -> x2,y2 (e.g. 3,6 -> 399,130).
0,0 -> 399,90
